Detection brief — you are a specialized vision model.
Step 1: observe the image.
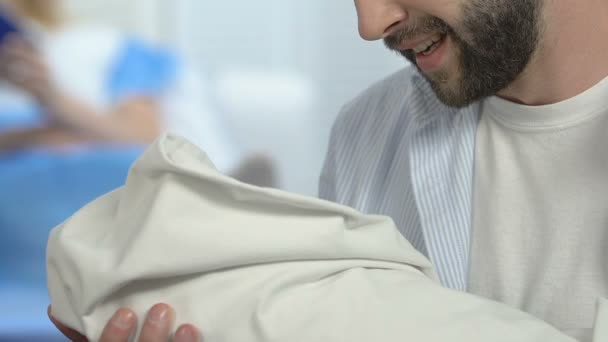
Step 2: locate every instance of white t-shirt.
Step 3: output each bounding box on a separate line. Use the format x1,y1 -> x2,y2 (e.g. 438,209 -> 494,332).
470,75 -> 608,342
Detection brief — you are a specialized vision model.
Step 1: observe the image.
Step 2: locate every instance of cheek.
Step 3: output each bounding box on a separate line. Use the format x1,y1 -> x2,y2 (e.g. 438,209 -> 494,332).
405,0 -> 462,22
431,0 -> 464,17
441,35 -> 465,80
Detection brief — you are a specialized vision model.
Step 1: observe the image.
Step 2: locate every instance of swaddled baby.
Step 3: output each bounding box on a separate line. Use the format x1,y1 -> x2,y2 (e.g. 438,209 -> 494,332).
48,135 -> 584,341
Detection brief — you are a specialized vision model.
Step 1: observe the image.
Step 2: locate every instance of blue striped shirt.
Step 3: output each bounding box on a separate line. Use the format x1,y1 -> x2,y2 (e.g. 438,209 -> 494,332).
319,66 -> 481,291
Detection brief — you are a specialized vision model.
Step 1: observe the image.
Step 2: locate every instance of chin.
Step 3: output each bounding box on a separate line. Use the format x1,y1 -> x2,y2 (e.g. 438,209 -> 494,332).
432,82 -> 474,109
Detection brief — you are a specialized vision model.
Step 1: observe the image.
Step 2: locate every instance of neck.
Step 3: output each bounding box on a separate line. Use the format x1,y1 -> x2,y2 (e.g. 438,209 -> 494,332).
497,0 -> 608,106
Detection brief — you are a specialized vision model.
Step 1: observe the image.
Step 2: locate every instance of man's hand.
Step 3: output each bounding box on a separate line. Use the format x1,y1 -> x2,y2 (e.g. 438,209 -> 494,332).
48,304 -> 201,342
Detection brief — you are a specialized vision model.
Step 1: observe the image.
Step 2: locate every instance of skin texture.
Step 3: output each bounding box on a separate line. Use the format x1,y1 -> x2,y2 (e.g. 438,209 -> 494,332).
355,0 -> 608,106
49,304 -> 201,342
383,0 -> 543,107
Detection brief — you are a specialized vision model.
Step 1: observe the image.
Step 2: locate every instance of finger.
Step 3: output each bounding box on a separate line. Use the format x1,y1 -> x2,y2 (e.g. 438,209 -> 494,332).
0,53 -> 45,83
3,34 -> 36,52
0,37 -> 46,74
2,37 -> 34,55
98,308 -> 138,342
2,46 -> 44,70
2,67 -> 46,95
0,51 -> 52,97
48,306 -> 89,342
174,324 -> 201,342
137,303 -> 176,342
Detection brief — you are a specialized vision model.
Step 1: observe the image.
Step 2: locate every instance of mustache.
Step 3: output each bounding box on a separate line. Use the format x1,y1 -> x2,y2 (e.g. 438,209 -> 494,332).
384,16 -> 451,51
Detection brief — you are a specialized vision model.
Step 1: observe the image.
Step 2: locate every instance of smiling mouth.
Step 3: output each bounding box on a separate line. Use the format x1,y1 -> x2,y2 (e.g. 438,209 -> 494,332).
412,33 -> 447,56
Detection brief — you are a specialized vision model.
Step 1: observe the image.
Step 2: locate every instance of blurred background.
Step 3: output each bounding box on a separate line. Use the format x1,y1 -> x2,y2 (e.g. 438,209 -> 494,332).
66,0 -> 407,195
0,0 -> 405,340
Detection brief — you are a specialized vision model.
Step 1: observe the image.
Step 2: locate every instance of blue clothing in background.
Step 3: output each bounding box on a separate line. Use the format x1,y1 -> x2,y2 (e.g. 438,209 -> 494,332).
108,38 -> 178,101
0,36 -> 179,337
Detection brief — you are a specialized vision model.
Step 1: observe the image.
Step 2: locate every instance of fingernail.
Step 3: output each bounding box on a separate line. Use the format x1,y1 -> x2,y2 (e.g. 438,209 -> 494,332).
112,309 -> 136,330
147,304 -> 171,325
174,325 -> 199,342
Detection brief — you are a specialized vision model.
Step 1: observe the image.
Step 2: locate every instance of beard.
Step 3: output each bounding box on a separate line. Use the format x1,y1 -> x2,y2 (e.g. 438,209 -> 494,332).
384,0 -> 544,108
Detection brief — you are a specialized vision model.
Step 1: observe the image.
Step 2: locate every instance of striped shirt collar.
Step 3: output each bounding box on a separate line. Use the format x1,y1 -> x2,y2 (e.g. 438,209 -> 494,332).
409,71 -> 482,290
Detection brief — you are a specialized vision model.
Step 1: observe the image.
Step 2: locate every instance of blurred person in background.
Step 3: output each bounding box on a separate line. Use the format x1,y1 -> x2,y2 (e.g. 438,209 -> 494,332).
0,0 -> 160,151
0,0 -> 246,166
0,0 -> 273,339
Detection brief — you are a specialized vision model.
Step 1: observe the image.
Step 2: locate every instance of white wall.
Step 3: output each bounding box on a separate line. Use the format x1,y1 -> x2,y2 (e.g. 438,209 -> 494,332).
171,0 -> 406,195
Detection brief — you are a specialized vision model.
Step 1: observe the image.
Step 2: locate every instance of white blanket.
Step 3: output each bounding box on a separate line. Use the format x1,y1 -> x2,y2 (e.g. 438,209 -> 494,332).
48,135 -> 594,341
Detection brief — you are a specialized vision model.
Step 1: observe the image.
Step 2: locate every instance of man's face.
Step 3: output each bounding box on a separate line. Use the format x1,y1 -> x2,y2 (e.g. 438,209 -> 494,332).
356,0 -> 544,108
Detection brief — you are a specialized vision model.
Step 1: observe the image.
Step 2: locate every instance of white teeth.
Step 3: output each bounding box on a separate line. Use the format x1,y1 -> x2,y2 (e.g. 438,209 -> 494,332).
413,33 -> 443,53
413,40 -> 433,53
422,41 -> 440,56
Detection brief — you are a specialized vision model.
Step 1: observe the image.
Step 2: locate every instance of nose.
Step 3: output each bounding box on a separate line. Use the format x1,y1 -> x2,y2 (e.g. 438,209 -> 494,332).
354,0 -> 408,41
